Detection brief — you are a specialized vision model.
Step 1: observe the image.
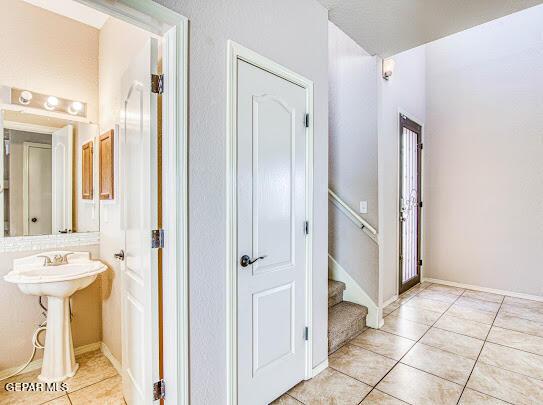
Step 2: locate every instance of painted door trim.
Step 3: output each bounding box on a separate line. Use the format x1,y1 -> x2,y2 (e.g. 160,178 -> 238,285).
226,40 -> 315,405
3,121 -> 57,135
76,1 -> 189,404
23,142 -> 52,236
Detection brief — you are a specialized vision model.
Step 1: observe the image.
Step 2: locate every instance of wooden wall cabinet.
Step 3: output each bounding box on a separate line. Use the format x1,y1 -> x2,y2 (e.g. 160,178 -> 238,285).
99,130 -> 114,200
82,140 -> 94,200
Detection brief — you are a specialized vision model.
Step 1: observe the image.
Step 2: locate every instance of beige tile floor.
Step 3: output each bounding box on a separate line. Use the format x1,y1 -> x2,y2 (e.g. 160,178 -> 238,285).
273,281 -> 543,405
0,350 -> 124,405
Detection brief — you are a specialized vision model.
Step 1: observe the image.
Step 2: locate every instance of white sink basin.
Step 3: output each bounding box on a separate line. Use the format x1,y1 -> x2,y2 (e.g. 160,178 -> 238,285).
4,251 -> 107,382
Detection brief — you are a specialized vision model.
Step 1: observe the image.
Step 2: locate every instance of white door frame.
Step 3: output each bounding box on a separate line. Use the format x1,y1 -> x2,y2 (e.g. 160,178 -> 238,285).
22,142 -> 52,235
226,40 -> 314,405
76,1 -> 189,404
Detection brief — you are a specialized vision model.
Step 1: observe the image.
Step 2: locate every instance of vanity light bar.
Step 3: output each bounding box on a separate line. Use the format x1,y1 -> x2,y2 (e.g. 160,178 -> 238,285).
10,87 -> 87,118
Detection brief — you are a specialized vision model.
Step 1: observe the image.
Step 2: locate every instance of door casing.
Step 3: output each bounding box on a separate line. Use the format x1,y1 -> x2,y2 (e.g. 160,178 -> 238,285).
23,142 -> 52,236
74,1 -> 189,404
226,41 -> 315,405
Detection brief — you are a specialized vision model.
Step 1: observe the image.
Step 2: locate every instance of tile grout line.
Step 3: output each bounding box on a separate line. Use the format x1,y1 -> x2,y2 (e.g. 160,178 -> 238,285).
490,320 -> 543,340
354,283 -> 434,405
67,374 -> 120,397
358,283 -> 466,405
454,290 -> 505,405
359,283 -> 541,405
292,283 -> 542,405
285,393 -> 304,404
482,338 -> 543,358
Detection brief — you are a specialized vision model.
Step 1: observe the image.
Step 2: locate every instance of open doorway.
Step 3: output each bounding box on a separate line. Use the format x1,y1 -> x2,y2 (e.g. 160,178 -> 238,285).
398,114 -> 422,294
0,1 -> 187,404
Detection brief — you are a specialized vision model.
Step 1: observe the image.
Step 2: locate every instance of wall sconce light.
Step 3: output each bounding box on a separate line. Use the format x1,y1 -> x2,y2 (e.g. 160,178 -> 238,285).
382,58 -> 395,80
18,90 -> 33,105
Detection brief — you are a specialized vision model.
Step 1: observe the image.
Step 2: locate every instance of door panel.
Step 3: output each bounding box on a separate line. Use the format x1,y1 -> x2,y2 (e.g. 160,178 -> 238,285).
26,144 -> 52,235
253,282 -> 295,374
52,125 -> 73,233
399,115 -> 422,294
120,38 -> 159,405
252,95 -> 295,274
237,60 -> 307,405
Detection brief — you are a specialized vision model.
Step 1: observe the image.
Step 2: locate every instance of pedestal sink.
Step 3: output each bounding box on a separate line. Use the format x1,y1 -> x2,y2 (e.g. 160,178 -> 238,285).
4,251 -> 107,382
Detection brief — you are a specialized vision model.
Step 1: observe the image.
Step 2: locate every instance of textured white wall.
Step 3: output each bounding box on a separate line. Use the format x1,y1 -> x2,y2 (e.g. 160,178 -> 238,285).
378,46 -> 426,304
0,0 -> 99,122
153,0 -> 329,403
328,22 -> 380,302
0,1 -> 101,371
98,17 -> 151,363
423,5 -> 543,296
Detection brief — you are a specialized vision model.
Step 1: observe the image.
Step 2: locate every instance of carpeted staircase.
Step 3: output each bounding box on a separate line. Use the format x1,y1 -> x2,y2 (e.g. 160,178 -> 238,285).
328,279 -> 368,354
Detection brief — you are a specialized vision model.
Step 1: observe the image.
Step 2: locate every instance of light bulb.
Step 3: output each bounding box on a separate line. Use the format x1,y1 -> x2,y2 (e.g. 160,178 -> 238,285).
44,96 -> 59,110
382,58 -> 395,80
19,90 -> 33,105
68,101 -> 83,115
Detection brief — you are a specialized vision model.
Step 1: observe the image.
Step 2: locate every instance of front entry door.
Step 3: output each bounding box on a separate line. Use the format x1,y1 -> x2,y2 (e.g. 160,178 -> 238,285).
399,114 -> 422,294
237,60 -> 308,405
120,38 -> 160,404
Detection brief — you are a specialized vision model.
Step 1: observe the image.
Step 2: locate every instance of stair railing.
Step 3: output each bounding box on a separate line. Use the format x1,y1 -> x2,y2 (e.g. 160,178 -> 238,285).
328,188 -> 379,244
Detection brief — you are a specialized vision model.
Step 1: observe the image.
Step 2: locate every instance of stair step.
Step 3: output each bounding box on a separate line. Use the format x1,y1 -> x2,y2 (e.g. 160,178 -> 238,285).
328,279 -> 346,307
328,301 -> 368,354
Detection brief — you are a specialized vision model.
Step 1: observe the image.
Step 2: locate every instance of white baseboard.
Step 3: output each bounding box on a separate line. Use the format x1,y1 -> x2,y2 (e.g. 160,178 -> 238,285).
311,359 -> 328,378
423,277 -> 543,303
0,341 -> 100,381
328,255 -> 381,328
100,342 -> 122,375
382,295 -> 399,308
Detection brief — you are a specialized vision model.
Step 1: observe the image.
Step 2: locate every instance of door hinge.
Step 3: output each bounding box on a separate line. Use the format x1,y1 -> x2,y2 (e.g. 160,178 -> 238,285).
419,201 -> 423,208
151,74 -> 164,94
304,327 -> 309,341
304,221 -> 310,235
153,379 -> 165,400
419,259 -> 423,266
304,113 -> 310,128
151,229 -> 165,249
418,143 -> 424,150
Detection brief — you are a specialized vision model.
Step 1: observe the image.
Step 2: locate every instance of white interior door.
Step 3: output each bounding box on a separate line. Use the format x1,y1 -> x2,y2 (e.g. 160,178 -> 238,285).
52,125 -> 73,233
23,143 -> 52,235
120,38 -> 159,405
237,60 -> 308,405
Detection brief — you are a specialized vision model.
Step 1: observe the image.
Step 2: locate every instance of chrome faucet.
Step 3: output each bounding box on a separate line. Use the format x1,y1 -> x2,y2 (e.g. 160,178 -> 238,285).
37,253 -> 74,267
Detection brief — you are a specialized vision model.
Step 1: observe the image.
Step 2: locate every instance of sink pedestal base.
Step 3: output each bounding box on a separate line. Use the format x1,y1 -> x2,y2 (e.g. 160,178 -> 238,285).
38,296 -> 79,382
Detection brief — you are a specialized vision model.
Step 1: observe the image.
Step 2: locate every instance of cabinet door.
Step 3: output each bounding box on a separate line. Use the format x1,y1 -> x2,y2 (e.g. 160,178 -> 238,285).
82,141 -> 93,200
99,130 -> 114,200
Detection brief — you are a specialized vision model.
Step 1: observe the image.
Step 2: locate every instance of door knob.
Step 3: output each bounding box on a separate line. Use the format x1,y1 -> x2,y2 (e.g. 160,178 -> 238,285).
240,254 -> 267,267
114,250 -> 125,261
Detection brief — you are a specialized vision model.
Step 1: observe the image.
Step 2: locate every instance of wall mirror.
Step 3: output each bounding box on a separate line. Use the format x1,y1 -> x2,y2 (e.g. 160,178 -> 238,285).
1,109 -> 100,237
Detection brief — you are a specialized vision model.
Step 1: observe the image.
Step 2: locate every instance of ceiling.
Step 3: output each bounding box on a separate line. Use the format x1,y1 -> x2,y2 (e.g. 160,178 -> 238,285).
20,0 -> 109,29
319,0 -> 543,56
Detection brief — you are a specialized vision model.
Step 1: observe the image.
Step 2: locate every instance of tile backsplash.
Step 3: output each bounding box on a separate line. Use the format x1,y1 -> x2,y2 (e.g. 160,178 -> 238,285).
0,232 -> 100,253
